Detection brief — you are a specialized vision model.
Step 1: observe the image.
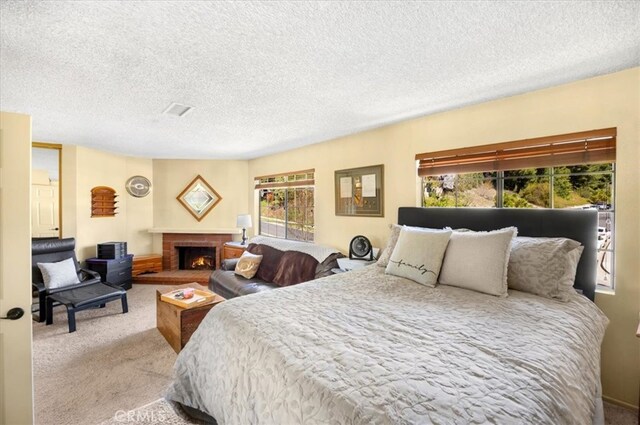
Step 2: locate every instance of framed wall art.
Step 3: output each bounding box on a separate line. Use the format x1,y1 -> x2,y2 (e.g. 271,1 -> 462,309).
334,164 -> 384,217
176,175 -> 222,222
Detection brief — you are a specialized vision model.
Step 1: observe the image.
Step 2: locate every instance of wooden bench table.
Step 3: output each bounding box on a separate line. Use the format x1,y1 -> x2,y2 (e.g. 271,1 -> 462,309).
132,254 -> 162,276
156,283 -> 225,353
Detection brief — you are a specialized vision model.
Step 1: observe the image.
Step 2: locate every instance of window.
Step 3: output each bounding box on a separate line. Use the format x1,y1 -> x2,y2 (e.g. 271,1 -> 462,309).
416,128 -> 616,289
255,170 -> 314,242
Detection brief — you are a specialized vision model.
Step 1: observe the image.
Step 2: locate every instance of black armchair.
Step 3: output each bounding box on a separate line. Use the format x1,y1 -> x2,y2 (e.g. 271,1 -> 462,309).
32,237 -> 101,322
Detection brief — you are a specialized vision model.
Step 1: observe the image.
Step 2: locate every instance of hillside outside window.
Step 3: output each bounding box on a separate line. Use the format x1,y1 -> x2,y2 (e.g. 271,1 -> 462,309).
255,170 -> 315,242
416,128 -> 616,290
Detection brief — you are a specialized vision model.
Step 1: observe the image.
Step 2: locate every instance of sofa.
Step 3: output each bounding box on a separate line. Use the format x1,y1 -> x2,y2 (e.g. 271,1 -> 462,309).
209,236 -> 343,299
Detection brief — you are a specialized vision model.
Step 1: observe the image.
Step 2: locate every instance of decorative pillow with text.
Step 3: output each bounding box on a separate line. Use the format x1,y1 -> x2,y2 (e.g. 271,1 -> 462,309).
377,224 -> 445,267
385,227 -> 452,287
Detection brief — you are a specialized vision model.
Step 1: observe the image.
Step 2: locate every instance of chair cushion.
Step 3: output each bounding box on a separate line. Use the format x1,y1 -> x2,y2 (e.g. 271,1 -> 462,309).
37,257 -> 80,289
49,283 -> 125,308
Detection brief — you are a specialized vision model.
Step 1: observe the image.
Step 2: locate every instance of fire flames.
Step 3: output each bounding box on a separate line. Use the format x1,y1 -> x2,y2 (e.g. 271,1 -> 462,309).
190,255 -> 214,270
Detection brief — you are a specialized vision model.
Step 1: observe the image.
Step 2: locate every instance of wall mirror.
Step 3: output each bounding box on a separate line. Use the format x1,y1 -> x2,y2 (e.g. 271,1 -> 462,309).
32,142 -> 62,238
176,175 -> 222,222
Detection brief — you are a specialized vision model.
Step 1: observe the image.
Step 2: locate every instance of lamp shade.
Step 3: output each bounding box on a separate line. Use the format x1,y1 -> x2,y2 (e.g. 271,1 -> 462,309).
236,214 -> 252,228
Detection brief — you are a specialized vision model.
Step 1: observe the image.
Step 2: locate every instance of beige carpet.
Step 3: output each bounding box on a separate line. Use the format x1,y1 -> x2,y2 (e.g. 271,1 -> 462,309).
33,284 -> 177,425
98,399 -> 204,425
603,402 -> 638,425
34,284 -> 638,425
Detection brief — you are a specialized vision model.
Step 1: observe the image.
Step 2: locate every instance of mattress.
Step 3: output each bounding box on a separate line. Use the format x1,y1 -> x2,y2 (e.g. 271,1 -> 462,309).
167,266 -> 608,425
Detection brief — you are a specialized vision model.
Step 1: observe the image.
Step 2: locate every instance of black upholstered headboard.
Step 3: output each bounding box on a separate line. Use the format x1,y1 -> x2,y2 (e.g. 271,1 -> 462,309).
397,207 -> 598,301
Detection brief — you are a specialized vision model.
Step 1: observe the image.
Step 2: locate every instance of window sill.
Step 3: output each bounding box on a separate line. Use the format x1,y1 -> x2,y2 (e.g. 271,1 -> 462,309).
595,286 -> 615,296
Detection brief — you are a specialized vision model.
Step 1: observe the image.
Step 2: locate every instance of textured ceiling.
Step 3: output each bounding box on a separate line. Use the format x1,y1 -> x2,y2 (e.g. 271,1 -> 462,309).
1,1 -> 638,160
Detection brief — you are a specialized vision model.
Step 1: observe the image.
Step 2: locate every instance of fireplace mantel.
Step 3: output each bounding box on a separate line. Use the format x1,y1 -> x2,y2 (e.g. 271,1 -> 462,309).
149,228 -> 241,234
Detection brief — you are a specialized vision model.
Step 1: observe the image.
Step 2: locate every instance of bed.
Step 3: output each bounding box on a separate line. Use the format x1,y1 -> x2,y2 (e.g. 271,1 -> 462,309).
167,207 -> 608,425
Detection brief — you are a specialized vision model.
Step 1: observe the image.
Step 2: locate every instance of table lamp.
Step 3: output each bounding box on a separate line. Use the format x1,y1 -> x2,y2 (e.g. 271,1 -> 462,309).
237,214 -> 252,245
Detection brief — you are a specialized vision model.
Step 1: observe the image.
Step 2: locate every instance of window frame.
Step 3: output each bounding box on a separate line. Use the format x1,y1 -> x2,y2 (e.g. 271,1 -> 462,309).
255,170 -> 315,242
416,129 -> 617,291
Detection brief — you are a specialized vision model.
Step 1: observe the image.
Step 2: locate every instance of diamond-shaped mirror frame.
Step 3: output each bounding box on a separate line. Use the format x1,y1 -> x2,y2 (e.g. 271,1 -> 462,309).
176,175 -> 222,222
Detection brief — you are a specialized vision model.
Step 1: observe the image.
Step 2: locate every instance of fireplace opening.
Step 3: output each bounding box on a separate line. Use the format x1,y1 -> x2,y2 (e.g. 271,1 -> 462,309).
178,246 -> 216,270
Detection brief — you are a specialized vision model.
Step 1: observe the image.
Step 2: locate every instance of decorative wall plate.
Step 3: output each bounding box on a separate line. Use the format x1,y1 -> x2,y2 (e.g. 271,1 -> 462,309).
176,175 -> 222,222
125,175 -> 152,198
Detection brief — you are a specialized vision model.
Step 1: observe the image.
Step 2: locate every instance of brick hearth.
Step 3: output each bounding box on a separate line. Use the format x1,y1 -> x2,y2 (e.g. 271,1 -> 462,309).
132,270 -> 211,285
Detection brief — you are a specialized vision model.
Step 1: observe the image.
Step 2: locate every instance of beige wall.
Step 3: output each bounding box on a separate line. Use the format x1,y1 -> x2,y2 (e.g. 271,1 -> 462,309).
60,151 -> 250,259
62,146 -> 154,261
0,111 -> 34,424
151,159 -> 249,251
124,157 -> 155,255
249,68 -> 640,407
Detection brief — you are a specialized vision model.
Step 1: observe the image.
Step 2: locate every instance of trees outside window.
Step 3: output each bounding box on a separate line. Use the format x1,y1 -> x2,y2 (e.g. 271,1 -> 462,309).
256,171 -> 314,242
422,164 -> 615,288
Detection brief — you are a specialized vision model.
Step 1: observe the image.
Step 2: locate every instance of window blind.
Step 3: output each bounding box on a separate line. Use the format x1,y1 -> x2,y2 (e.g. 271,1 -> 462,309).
254,169 -> 315,189
416,128 -> 616,176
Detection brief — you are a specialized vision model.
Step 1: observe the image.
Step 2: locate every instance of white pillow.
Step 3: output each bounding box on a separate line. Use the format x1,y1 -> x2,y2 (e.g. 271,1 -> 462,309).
377,224 -> 402,267
385,227 -> 452,287
438,227 -> 517,297
377,224 -> 444,267
508,237 -> 584,301
37,257 -> 80,289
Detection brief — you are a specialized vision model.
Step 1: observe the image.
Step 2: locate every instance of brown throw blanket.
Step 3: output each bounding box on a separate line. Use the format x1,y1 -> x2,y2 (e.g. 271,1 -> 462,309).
247,243 -> 319,286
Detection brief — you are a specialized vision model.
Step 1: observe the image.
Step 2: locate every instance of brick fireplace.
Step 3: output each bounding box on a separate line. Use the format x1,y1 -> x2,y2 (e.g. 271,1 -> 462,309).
162,233 -> 232,271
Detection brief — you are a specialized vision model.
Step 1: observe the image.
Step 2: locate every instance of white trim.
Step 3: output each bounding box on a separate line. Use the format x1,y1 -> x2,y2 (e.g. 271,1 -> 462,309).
147,228 -> 241,234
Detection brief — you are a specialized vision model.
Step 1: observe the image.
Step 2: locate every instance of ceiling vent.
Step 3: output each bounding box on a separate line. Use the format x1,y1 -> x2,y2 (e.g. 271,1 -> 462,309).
163,102 -> 194,117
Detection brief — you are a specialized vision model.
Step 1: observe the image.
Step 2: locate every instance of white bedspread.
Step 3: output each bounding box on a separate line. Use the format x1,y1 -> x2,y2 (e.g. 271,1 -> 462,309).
167,266 -> 608,425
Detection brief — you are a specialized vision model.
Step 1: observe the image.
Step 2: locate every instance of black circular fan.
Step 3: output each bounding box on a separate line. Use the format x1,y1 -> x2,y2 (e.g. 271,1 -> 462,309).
349,235 -> 373,261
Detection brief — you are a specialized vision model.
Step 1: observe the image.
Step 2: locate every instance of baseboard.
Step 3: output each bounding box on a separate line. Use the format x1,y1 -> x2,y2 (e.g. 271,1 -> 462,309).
602,395 -> 639,411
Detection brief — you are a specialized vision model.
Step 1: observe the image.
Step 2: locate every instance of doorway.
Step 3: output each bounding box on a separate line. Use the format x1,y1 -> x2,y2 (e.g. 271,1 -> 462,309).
32,142 -> 62,238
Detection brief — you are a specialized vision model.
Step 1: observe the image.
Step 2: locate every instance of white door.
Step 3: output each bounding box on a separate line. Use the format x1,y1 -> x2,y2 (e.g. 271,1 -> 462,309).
0,111 -> 34,424
31,184 -> 59,237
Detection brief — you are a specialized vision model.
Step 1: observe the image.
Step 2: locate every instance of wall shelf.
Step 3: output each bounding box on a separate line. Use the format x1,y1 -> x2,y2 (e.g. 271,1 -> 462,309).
91,186 -> 118,217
